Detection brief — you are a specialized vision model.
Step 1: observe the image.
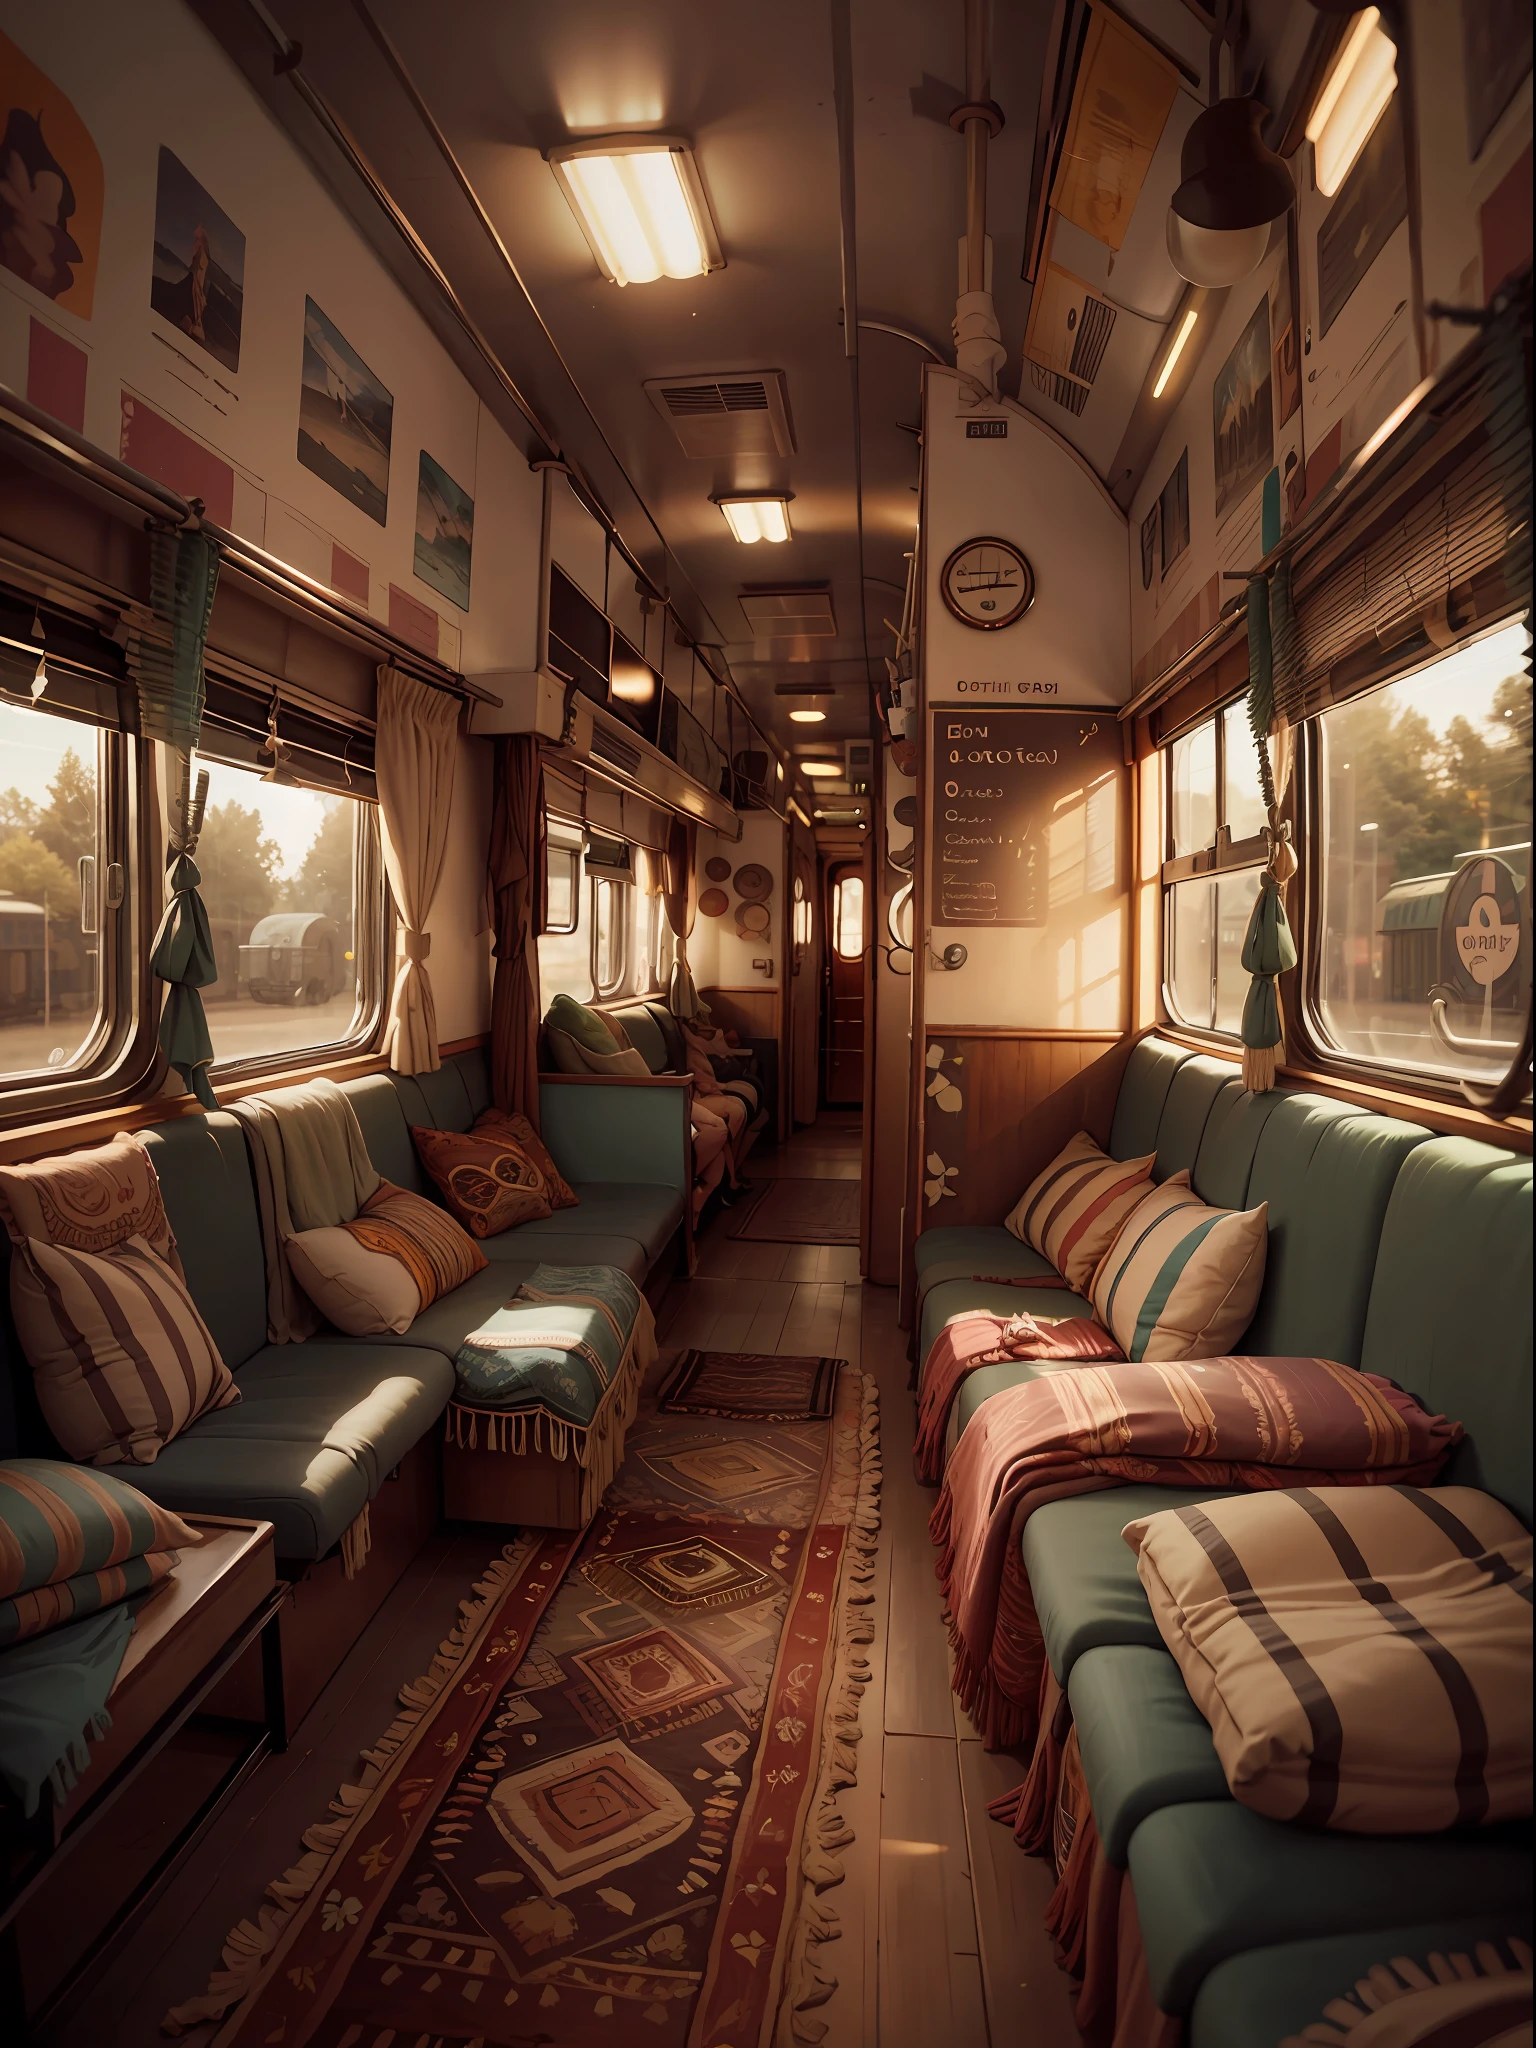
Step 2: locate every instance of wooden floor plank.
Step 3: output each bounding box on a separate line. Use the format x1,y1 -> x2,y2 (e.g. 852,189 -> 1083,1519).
958,1740 -> 1082,2048
739,1278 -> 797,1354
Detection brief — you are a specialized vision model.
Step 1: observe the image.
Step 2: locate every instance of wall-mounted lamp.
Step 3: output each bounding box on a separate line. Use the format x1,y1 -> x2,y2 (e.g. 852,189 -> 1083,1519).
548,135 -> 723,286
715,496 -> 793,545
1166,98 -> 1293,288
1306,8 -> 1397,197
1152,307 -> 1200,399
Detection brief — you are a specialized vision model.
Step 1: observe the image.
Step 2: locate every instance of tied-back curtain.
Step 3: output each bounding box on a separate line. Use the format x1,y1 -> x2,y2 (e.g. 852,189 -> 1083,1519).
375,664 -> 460,1075
1236,571 -> 1299,1093
488,736 -> 545,1124
663,815 -> 700,1021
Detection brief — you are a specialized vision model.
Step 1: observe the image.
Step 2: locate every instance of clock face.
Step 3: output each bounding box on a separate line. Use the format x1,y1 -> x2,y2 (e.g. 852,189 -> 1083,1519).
939,536 -> 1036,630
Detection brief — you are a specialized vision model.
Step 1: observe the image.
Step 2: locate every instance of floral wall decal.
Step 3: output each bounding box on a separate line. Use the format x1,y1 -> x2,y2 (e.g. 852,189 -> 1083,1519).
925,1040 -> 964,1114
924,1153 -> 959,1205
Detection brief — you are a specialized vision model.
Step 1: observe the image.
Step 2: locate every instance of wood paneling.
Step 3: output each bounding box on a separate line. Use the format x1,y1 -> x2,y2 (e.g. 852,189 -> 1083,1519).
700,985 -> 779,1039
920,1030 -> 1140,1228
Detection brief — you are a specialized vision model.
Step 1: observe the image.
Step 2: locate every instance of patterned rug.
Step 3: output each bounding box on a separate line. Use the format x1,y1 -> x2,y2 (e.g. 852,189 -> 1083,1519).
728,1179 -> 861,1245
168,1353 -> 879,2048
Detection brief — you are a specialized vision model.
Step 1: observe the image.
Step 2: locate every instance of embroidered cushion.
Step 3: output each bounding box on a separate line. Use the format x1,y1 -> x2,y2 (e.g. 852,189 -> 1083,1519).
10,1236 -> 238,1466
286,1180 -> 486,1336
410,1123 -> 554,1238
0,1459 -> 203,1645
1126,1485 -> 1534,1833
0,1133 -> 182,1275
1003,1132 -> 1156,1291
1090,1171 -> 1267,1361
472,1109 -> 578,1210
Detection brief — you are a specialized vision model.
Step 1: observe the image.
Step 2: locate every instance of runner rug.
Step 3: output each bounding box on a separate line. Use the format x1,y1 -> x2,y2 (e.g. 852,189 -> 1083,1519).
727,1178 -> 861,1245
167,1352 -> 880,2048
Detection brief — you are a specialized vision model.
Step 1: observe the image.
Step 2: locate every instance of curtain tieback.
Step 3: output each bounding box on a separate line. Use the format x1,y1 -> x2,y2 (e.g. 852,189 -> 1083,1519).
400,929 -> 432,962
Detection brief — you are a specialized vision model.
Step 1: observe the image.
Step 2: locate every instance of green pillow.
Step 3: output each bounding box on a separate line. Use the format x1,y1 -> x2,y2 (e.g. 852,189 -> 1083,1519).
546,993 -> 619,1056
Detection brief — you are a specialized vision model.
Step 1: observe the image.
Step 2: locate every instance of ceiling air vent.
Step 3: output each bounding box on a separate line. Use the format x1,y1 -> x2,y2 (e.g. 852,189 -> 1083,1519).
644,371 -> 795,459
588,723 -> 642,778
738,587 -> 837,639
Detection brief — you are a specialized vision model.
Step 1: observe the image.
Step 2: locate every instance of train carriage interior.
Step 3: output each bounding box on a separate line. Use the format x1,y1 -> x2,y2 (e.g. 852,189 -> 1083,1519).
0,1 -> 1529,2044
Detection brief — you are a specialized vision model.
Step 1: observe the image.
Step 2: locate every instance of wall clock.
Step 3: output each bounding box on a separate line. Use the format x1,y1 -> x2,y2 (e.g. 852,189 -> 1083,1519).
939,536 -> 1036,629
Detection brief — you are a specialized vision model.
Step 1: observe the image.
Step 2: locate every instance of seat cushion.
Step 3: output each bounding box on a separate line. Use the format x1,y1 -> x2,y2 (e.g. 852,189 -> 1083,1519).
1128,1799 -> 1533,2016
1020,1484 -> 1239,1682
510,1183 -> 683,1266
920,1277 -> 1093,1399
1152,1057 -> 1235,1182
339,1074 -> 428,1197
122,1343 -> 453,1560
479,1229 -> 648,1277
1187,1082 -> 1292,1210
1069,1645 -> 1229,1866
610,1005 -> 670,1074
1188,1919 -> 1536,2048
914,1225 -> 1035,1278
140,1115 -> 269,1371
1109,1038 -> 1194,1163
337,1259 -> 538,1357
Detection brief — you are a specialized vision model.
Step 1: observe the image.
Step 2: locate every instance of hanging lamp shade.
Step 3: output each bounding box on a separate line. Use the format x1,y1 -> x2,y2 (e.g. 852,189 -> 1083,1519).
1167,97 -> 1294,287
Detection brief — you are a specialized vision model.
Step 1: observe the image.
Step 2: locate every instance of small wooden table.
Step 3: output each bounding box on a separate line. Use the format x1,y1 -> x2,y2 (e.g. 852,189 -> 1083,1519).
0,1515 -> 287,2037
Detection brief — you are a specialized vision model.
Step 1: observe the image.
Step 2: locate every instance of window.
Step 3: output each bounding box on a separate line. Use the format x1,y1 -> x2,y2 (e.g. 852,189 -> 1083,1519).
1161,702 -> 1271,1034
196,759 -> 385,1071
833,873 -> 865,959
1311,622 -> 1531,1086
537,826 -> 667,1006
593,876 -> 627,995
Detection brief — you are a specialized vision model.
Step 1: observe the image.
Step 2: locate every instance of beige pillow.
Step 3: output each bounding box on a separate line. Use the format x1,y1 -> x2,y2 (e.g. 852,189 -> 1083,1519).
1003,1132 -> 1156,1292
0,1133 -> 183,1275
12,1234 -> 238,1465
1090,1171 -> 1267,1362
286,1228 -> 422,1335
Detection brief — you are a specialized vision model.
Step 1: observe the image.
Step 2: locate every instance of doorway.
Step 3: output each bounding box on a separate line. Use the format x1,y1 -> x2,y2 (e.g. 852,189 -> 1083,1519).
823,861 -> 865,1105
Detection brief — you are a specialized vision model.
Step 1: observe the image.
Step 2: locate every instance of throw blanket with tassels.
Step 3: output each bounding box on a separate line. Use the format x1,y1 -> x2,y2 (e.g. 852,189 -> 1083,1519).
914,1310 -> 1123,1484
448,1264 -> 655,1463
930,1354 -> 1462,1750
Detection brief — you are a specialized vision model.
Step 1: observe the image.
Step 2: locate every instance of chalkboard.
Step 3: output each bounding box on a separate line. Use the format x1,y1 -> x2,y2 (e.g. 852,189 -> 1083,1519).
930,707 -> 1126,927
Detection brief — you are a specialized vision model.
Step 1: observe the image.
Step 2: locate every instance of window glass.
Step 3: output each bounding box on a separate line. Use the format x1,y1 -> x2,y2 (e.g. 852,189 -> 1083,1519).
1170,721 -> 1216,856
1222,701 -> 1269,842
1166,876 -> 1214,1028
833,874 -> 864,959
1215,869 -> 1262,1032
593,877 -> 628,995
197,760 -> 374,1067
1315,622 -> 1532,1082
0,705 -> 103,1082
538,880 -> 593,1004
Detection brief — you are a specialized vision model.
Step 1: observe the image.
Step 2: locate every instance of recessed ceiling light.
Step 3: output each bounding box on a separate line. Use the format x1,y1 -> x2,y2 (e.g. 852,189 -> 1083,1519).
716,496 -> 792,544
801,760 -> 840,777
789,708 -> 827,723
548,136 -> 722,286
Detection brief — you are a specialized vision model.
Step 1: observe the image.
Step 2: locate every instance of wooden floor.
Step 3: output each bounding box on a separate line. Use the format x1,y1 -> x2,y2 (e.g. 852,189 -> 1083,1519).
46,1112 -> 1076,2048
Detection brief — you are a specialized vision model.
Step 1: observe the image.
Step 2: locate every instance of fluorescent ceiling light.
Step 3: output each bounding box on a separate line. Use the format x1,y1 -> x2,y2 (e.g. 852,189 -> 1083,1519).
1152,308 -> 1199,399
550,135 -> 722,286
789,708 -> 827,723
800,761 -> 841,778
1306,9 -> 1397,198
717,497 -> 792,544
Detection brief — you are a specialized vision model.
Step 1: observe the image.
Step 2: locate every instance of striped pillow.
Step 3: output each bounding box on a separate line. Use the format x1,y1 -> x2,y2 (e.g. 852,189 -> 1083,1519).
1126,1485 -> 1534,1832
1,1458 -> 202,1643
1003,1132 -> 1156,1291
11,1236 -> 239,1466
1090,1171 -> 1267,1361
343,1180 -> 487,1308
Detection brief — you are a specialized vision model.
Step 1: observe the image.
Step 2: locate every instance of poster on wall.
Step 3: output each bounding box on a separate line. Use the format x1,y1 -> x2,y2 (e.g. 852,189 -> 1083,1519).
1317,100 -> 1407,337
1271,209 -> 1301,429
1213,298 -> 1273,523
1139,504 -> 1156,588
297,296 -> 393,525
414,451 -> 474,611
0,28 -> 103,318
1158,448 -> 1190,578
149,148 -> 244,372
1048,8 -> 1178,251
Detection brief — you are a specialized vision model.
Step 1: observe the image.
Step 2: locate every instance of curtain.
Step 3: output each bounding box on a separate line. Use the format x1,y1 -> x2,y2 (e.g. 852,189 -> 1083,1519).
375,663 -> 460,1075
663,814 -> 701,1020
488,735 -> 545,1123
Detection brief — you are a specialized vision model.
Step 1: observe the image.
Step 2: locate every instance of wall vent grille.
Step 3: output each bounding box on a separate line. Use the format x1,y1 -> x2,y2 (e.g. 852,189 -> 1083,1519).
589,724 -> 642,777
644,371 -> 795,458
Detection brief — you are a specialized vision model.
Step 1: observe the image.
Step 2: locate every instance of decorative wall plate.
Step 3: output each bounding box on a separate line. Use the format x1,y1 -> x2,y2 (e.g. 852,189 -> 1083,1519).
704,856 -> 732,882
738,901 -> 771,933
698,887 -> 729,917
733,863 -> 773,902
939,535 -> 1036,630
893,794 -> 918,827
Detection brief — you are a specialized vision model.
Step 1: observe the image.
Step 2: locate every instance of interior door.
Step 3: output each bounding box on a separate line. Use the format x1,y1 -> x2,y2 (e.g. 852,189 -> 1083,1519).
823,861 -> 866,1105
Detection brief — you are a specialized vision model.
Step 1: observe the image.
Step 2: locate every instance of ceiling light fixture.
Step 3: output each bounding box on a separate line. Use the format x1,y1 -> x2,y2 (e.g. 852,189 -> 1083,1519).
1306,8 -> 1397,198
1166,97 -> 1294,288
1152,307 -> 1199,399
548,135 -> 723,286
800,761 -> 841,778
788,708 -> 827,723
716,496 -> 793,545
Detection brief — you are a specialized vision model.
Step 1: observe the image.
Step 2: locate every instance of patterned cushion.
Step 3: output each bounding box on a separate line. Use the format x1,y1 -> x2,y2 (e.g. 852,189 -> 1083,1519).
473,1109 -> 578,1210
11,1236 -> 239,1466
1003,1131 -> 1156,1291
291,1181 -> 485,1335
411,1122 -> 555,1238
0,1459 -> 202,1643
0,1133 -> 182,1275
1127,1486 -> 1534,1834
1091,1172 -> 1267,1362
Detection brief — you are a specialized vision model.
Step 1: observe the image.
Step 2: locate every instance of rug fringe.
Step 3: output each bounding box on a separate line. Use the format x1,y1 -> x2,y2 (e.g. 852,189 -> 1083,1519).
776,1366 -> 884,2047
159,1536 -> 542,2037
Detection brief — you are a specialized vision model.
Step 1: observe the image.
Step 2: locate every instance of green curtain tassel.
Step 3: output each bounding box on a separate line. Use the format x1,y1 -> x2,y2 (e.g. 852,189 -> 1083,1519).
152,843 -> 219,1109
1239,870 -> 1297,1092
1245,572 -> 1277,813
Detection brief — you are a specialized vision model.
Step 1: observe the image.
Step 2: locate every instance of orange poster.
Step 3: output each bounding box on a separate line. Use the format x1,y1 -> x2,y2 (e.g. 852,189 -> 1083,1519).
0,27 -> 103,318
1050,6 -> 1179,253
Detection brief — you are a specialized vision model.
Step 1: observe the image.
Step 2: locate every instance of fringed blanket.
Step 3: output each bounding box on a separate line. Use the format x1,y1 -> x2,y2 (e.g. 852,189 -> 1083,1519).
913,1310 -> 1123,1483
929,1354 -> 1463,1750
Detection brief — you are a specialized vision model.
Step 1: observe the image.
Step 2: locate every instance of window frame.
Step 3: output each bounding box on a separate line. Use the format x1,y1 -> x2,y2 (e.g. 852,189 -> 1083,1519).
1159,698 -> 1271,1040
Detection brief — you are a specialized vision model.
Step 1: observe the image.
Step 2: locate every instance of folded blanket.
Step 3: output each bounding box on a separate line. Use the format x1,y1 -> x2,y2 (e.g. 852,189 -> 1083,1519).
913,1311 -> 1123,1483
1127,1483 -> 1533,1832
231,1078 -> 381,1343
0,1601 -> 135,1816
930,1355 -> 1463,1750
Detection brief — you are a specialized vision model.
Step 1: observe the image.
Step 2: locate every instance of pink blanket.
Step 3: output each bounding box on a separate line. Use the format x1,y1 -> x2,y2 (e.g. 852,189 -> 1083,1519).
929,1354 -> 1463,1749
913,1311 -> 1123,1484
